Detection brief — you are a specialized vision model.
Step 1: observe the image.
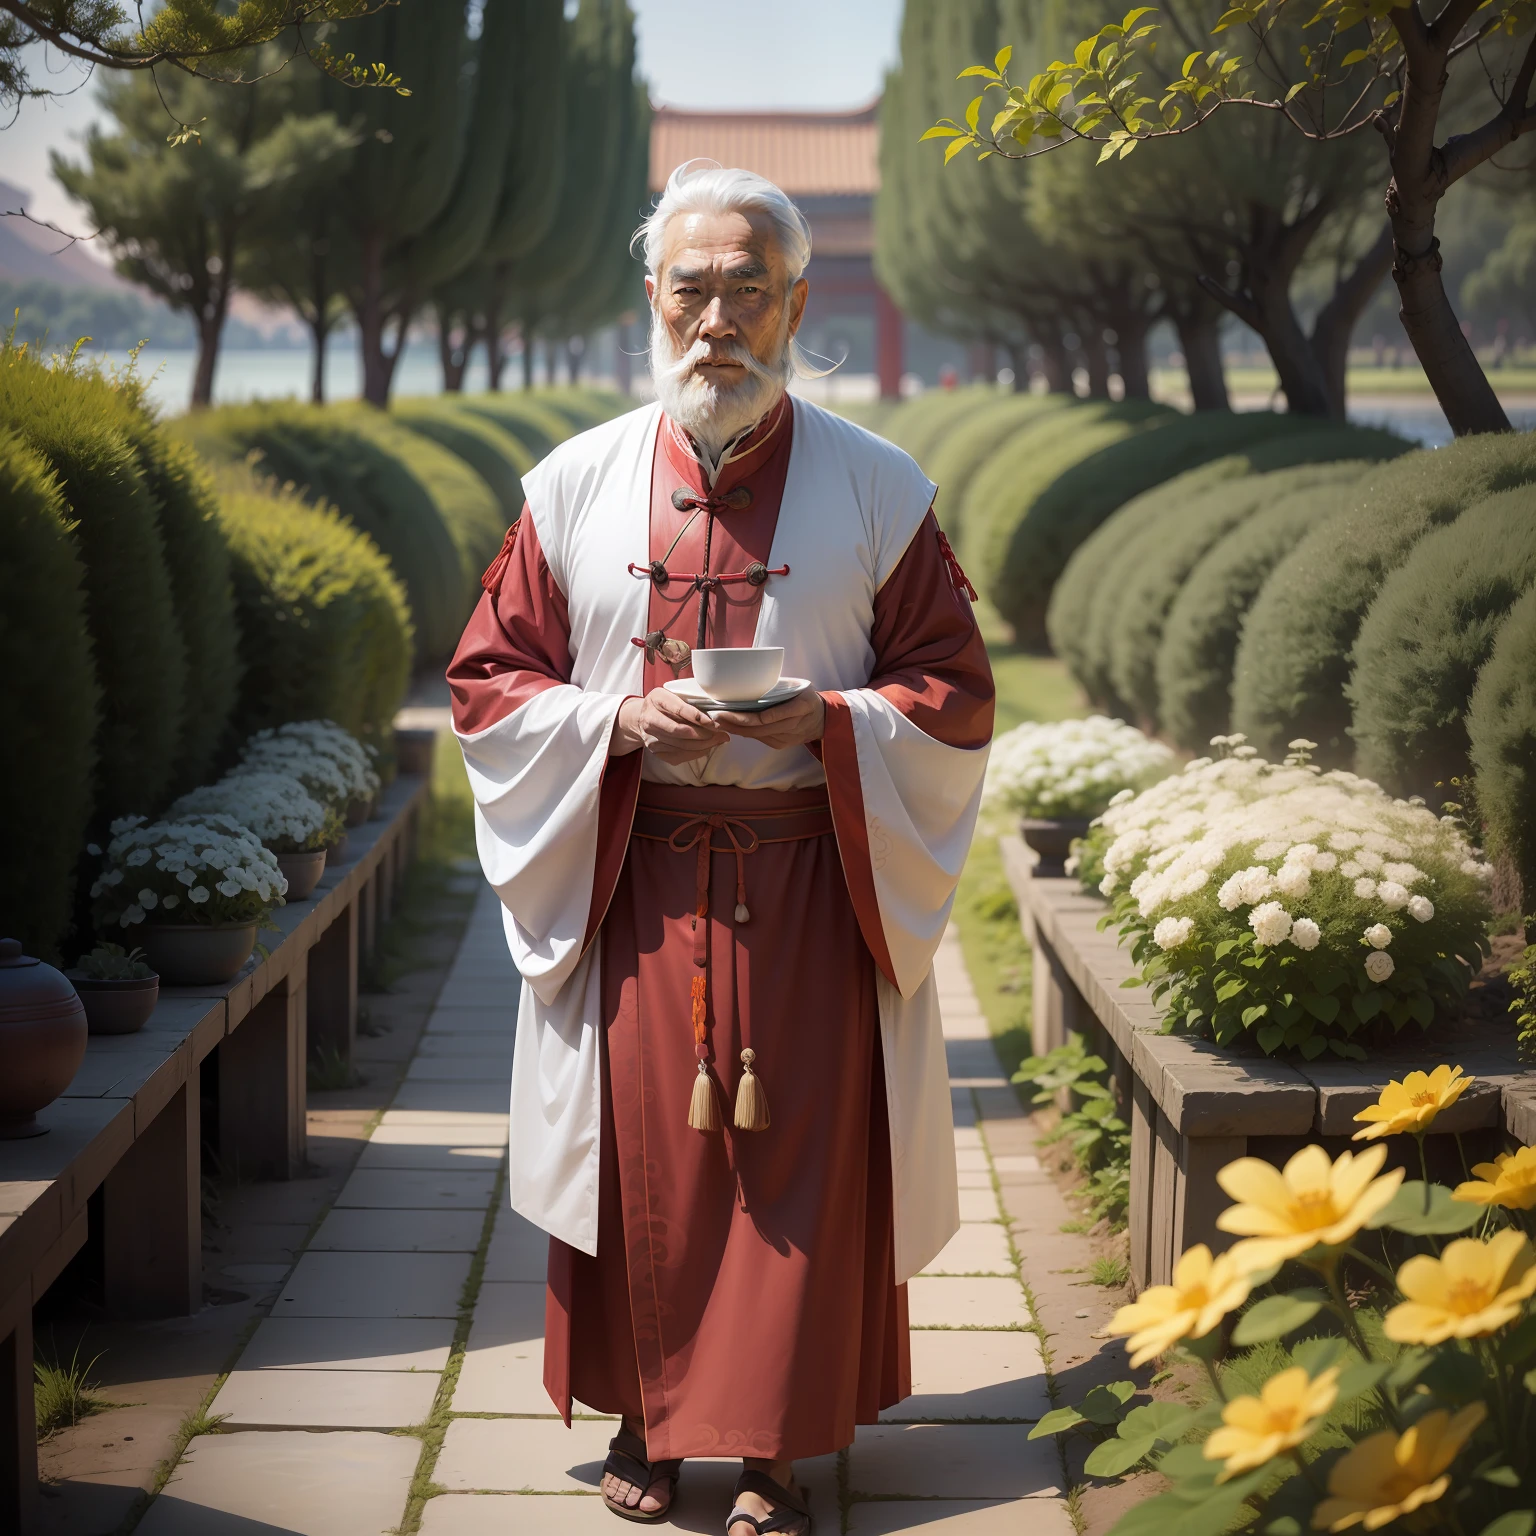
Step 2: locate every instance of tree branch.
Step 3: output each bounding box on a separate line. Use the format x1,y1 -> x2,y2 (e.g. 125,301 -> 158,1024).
1440,30 -> 1536,187
1312,221 -> 1394,341
1196,271 -> 1263,333
1425,0 -> 1487,50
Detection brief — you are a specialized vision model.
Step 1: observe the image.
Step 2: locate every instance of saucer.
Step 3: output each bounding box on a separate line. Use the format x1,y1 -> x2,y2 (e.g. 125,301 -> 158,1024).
664,676 -> 812,714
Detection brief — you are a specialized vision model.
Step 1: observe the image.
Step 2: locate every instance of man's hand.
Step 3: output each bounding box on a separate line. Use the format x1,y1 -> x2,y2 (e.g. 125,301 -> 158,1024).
611,689 -> 729,763
713,688 -> 827,751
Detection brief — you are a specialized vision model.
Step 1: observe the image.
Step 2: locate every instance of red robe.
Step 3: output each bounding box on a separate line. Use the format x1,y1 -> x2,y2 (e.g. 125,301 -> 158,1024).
448,397 -> 993,1461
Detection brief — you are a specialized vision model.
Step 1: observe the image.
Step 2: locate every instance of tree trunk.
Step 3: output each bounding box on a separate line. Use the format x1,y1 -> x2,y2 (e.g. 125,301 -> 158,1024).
1081,327 -> 1111,399
543,340 -> 557,387
1035,332 -> 1072,394
1114,314 -> 1152,400
309,314 -> 330,404
439,322 -> 469,392
482,293 -> 505,392
190,311 -> 222,409
1176,313 -> 1230,411
356,234 -> 409,407
565,337 -> 584,382
521,327 -> 535,389
1311,224 -> 1395,420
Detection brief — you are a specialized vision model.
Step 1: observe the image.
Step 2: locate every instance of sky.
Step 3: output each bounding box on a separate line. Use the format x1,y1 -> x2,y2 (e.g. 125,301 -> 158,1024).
2,0 -> 904,241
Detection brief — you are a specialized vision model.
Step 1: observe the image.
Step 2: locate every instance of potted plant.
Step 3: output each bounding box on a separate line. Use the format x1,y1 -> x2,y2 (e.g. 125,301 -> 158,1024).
67,943 -> 160,1035
236,720 -> 382,827
90,814 -> 287,986
983,715 -> 1176,876
1079,737 -> 1493,1058
172,771 -> 343,901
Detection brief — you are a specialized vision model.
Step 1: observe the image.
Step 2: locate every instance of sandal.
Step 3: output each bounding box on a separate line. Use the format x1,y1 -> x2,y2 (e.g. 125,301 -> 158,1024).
600,1427 -> 682,1523
726,1469 -> 814,1535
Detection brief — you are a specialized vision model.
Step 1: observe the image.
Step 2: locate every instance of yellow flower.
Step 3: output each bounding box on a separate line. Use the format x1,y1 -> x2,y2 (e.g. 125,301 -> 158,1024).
1203,1365 -> 1339,1480
1108,1244 -> 1254,1367
1351,1064 -> 1472,1141
1216,1144 -> 1404,1270
1454,1145 -> 1536,1210
1311,1404 -> 1486,1531
1383,1228 -> 1536,1344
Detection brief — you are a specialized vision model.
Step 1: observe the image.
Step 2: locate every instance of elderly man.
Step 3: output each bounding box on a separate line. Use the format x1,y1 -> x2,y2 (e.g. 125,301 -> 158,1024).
448,161 -> 993,1534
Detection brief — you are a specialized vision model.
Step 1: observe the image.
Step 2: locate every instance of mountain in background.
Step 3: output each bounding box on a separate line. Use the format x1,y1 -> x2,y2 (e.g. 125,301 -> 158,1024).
0,180 -> 133,288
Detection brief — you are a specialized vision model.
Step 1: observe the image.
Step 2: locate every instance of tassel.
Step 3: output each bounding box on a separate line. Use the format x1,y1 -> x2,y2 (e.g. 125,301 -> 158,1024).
688,1059 -> 721,1132
733,1049 -> 771,1132
734,903 -> 750,923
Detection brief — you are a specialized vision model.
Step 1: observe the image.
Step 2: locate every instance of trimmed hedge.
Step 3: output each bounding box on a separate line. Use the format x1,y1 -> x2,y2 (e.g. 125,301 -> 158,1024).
455,393 -> 575,459
1232,431 -> 1536,766
1103,460 -> 1373,728
0,351 -> 186,823
393,399 -> 534,523
216,465 -> 413,747
1348,484 -> 1536,797
179,402 -> 473,659
882,386 -> 1006,473
1156,478 -> 1364,753
926,393 -> 1075,541
1468,581 -> 1536,907
0,430 -> 99,960
533,386 -> 631,430
831,400 -> 900,436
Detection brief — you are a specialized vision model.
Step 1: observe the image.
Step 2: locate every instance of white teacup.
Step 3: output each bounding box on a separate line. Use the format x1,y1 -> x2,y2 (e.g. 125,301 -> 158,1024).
691,646 -> 784,702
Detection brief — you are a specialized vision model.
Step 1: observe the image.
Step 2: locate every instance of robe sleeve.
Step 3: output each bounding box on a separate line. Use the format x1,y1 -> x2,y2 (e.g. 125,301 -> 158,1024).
820,509 -> 994,994
446,509 -> 638,1005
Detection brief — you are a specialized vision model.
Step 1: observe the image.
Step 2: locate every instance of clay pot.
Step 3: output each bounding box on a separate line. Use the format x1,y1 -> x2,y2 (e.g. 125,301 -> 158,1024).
276,849 -> 327,902
1020,817 -> 1092,879
0,938 -> 88,1138
345,797 -> 372,828
136,923 -> 257,987
394,726 -> 437,777
328,832 -> 352,866
70,974 -> 160,1036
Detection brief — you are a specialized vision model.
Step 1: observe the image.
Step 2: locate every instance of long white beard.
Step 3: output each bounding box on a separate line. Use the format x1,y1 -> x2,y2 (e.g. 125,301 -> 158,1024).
649,310 -> 793,467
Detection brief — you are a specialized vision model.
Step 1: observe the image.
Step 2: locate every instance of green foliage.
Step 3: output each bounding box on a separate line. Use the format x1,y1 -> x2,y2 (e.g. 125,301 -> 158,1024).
879,385 -> 1006,474
452,393 -> 575,460
1511,941 -> 1536,1059
1013,1033 -> 1130,1226
0,279 -> 191,350
72,943 -> 154,981
214,465 -> 412,747
0,428 -> 99,961
1233,432 -> 1536,767
961,398 -> 1173,648
1468,583 -> 1536,909
0,347 -> 185,824
1350,486 -> 1536,799
34,1346 -> 112,1441
1157,477 -> 1364,753
392,399 -> 534,524
1099,460 -> 1378,728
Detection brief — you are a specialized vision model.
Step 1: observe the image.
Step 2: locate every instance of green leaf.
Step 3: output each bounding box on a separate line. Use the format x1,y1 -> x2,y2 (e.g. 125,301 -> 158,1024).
957,65 -> 999,80
1285,80 -> 1307,101
1479,1514 -> 1534,1536
921,125 -> 964,140
1241,1004 -> 1269,1027
1256,1023 -> 1285,1054
1028,1404 -> 1086,1439
1122,6 -> 1158,29
1085,1434 -> 1160,1477
1216,977 -> 1247,1002
1525,1366 -> 1536,1395
965,96 -> 983,132
1368,1181 -> 1482,1235
1478,1468 -> 1523,1489
1352,989 -> 1383,1023
1120,1402 -> 1197,1440
1301,993 -> 1340,1024
1214,939 -> 1239,959
1299,1035 -> 1327,1060
1501,1313 -> 1536,1366
1334,1361 -> 1388,1405
1231,1291 -> 1325,1346
995,45 -> 1013,74
1292,1336 -> 1350,1375
1081,1381 -> 1137,1424
943,135 -> 973,164
1341,48 -> 1369,65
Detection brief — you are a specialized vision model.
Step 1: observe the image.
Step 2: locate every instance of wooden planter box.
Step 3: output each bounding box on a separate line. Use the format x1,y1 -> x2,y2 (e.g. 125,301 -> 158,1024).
1002,836 -> 1536,1296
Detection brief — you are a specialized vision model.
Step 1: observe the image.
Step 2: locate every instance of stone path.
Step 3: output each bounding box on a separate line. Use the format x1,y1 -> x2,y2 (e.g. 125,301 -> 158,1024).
137,890 -> 1072,1535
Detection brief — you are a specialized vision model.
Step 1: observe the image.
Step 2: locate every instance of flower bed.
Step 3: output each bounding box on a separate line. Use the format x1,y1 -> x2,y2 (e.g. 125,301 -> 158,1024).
172,771 -> 342,855
983,715 -> 1175,823
1079,739 -> 1493,1060
233,720 -> 381,819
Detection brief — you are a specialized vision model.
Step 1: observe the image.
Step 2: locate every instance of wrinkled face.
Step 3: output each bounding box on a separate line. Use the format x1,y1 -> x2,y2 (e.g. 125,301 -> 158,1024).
646,208 -> 809,453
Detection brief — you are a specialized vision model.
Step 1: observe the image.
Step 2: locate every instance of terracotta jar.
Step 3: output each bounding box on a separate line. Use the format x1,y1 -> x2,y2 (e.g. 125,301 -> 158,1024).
0,938 -> 89,1138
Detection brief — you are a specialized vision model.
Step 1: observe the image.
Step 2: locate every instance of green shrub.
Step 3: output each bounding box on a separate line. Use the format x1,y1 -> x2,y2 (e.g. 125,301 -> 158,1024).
532,386 -> 631,429
926,393 -> 1075,540
392,399 -> 534,523
1232,430 -> 1536,766
1048,422 -> 1409,705
110,390 -> 240,792
1349,484 -> 1536,797
830,399 -> 900,435
180,402 -> 470,659
0,430 -> 99,960
1103,461 -> 1375,728
215,465 -> 412,747
883,385 -> 1005,473
1468,582 -> 1536,908
454,393 -> 575,459
1156,480 -> 1362,753
0,349 -> 186,822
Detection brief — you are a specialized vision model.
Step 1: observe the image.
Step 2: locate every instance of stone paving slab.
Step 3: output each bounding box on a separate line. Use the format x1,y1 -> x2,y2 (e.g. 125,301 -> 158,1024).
212,1367 -> 440,1429
484,1206 -> 550,1282
848,1423 -> 1061,1500
240,1316 -> 455,1372
420,1495 -> 611,1534
355,1139 -> 507,1173
956,1170 -> 993,1189
137,1430 -> 420,1535
921,1223 -> 1013,1277
909,1276 -> 1030,1328
956,1188 -> 999,1222
367,1119 -> 509,1146
847,1499 -> 1076,1534
882,1331 -> 1050,1423
407,1055 -> 514,1081
311,1206 -> 486,1251
415,1033 -> 517,1057
437,1417 -> 616,1492
450,1280 -> 550,1413
335,1167 -> 499,1209
390,1080 -> 512,1116
425,1005 -> 515,1034
275,1250 -> 472,1318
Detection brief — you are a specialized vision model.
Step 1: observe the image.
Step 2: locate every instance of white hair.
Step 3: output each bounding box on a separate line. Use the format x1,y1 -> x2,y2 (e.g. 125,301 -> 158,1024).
634,160 -> 812,280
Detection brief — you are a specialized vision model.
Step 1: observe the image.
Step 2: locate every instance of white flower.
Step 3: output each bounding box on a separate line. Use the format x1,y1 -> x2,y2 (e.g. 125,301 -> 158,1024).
1218,865 -> 1275,910
138,889 -> 158,910
1100,872 -> 1118,896
1381,862 -> 1423,886
1154,916 -> 1196,950
1311,851 -> 1338,872
1355,849 -> 1384,873
1276,863 -> 1311,898
121,904 -> 145,926
86,842 -> 101,857
1288,739 -> 1318,752
1249,902 -> 1293,947
1255,840 -> 1287,861
217,880 -> 242,898
126,847 -> 152,867
1407,895 -> 1435,923
188,886 -> 211,904
178,868 -> 196,886
1354,877 -> 1378,900
1290,917 -> 1322,951
1376,880 -> 1410,910
1364,950 -> 1395,983
162,894 -> 180,910
1364,923 -> 1393,950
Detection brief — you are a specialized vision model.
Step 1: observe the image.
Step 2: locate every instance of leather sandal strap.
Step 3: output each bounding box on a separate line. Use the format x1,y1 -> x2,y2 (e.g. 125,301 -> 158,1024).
727,1472 -> 812,1534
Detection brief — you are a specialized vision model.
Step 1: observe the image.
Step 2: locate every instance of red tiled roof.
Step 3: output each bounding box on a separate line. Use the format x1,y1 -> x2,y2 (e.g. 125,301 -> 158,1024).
649,102 -> 880,197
